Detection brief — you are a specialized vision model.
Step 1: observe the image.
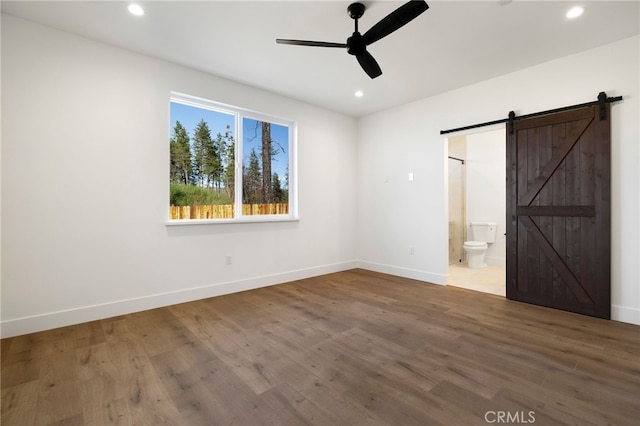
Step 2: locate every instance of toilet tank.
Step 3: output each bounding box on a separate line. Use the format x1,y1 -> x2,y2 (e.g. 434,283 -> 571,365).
469,222 -> 497,243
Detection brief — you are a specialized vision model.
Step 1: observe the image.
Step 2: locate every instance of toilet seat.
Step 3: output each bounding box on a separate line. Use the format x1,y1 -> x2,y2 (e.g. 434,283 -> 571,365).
463,241 -> 487,248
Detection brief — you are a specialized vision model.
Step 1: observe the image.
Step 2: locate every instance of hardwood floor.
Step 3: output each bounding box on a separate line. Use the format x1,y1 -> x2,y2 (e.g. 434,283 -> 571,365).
2,269 -> 639,425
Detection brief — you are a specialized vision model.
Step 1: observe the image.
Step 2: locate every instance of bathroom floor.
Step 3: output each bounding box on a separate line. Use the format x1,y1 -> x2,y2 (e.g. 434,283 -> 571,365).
447,263 -> 506,296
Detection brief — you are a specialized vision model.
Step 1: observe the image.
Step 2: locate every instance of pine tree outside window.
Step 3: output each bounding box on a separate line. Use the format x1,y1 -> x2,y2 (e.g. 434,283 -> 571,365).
168,92 -> 297,223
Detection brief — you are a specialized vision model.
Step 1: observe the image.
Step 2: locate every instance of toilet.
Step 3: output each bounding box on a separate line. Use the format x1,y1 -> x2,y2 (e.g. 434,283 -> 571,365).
463,222 -> 497,269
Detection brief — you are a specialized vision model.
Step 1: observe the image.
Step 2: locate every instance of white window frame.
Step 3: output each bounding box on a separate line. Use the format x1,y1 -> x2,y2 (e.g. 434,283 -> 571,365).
166,92 -> 298,225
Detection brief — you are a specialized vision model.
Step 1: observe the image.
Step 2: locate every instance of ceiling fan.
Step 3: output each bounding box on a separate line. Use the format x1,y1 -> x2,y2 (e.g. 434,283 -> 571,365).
276,1 -> 429,79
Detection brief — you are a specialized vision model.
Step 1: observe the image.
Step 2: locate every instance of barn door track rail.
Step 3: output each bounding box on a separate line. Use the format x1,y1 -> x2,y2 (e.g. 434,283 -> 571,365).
440,92 -> 623,135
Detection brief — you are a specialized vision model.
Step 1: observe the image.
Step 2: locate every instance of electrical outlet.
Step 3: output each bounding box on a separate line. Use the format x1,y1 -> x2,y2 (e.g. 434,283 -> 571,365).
225,255 -> 232,265
409,246 -> 415,255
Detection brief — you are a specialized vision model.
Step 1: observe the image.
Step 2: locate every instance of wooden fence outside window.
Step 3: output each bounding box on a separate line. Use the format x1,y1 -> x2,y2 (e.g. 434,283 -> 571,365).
170,203 -> 289,220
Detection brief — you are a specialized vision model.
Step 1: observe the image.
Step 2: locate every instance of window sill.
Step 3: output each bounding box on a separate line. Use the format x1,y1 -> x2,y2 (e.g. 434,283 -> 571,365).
165,216 -> 300,226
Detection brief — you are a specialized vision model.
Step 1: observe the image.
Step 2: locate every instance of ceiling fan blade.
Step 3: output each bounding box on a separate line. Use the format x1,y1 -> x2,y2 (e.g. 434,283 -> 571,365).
362,1 -> 429,46
276,39 -> 347,48
356,51 -> 382,79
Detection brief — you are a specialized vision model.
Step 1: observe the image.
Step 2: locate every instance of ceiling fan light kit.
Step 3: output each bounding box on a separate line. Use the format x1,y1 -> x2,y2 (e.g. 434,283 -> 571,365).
276,1 -> 429,79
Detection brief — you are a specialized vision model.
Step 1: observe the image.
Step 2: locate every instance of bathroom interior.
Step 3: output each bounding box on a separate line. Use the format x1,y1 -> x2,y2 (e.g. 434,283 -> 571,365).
447,127 -> 506,296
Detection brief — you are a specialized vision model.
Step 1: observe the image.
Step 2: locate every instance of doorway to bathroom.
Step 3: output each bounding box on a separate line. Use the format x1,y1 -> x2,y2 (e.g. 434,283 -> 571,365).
446,127 -> 506,296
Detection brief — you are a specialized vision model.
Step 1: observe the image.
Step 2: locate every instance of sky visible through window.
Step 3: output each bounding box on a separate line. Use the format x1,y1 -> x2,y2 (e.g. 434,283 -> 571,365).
170,102 -> 289,185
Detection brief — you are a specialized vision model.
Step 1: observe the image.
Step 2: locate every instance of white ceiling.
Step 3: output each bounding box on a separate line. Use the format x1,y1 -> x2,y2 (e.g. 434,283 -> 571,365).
2,1 -> 639,117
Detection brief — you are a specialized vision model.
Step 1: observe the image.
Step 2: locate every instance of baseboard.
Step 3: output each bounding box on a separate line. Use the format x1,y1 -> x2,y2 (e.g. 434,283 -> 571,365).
4,262 -> 636,337
357,261 -> 446,285
611,304 -> 640,325
0,261 -> 358,338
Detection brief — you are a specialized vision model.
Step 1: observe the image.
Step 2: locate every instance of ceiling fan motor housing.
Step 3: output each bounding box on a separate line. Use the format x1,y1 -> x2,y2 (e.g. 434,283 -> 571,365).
347,33 -> 366,56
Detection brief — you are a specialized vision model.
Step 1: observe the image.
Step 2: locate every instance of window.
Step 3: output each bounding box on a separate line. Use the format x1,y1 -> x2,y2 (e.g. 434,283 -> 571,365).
168,92 -> 297,223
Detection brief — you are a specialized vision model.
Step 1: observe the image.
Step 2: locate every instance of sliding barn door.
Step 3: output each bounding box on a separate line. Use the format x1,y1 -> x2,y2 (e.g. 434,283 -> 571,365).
506,104 -> 610,319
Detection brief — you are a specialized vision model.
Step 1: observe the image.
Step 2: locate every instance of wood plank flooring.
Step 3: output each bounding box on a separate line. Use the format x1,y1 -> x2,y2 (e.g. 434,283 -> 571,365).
2,269 -> 639,425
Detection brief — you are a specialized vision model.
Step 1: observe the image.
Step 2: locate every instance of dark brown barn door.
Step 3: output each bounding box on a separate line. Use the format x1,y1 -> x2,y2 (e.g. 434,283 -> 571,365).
506,104 -> 610,319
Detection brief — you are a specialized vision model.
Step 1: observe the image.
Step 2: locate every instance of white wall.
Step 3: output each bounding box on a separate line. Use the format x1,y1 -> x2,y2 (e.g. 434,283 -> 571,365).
3,16 -> 639,336
465,129 -> 506,266
357,36 -> 640,325
1,15 -> 358,337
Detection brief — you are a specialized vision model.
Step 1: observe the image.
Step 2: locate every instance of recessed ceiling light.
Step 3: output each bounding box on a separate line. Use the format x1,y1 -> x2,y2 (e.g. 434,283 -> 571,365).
355,90 -> 364,98
128,4 -> 144,16
566,6 -> 584,19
